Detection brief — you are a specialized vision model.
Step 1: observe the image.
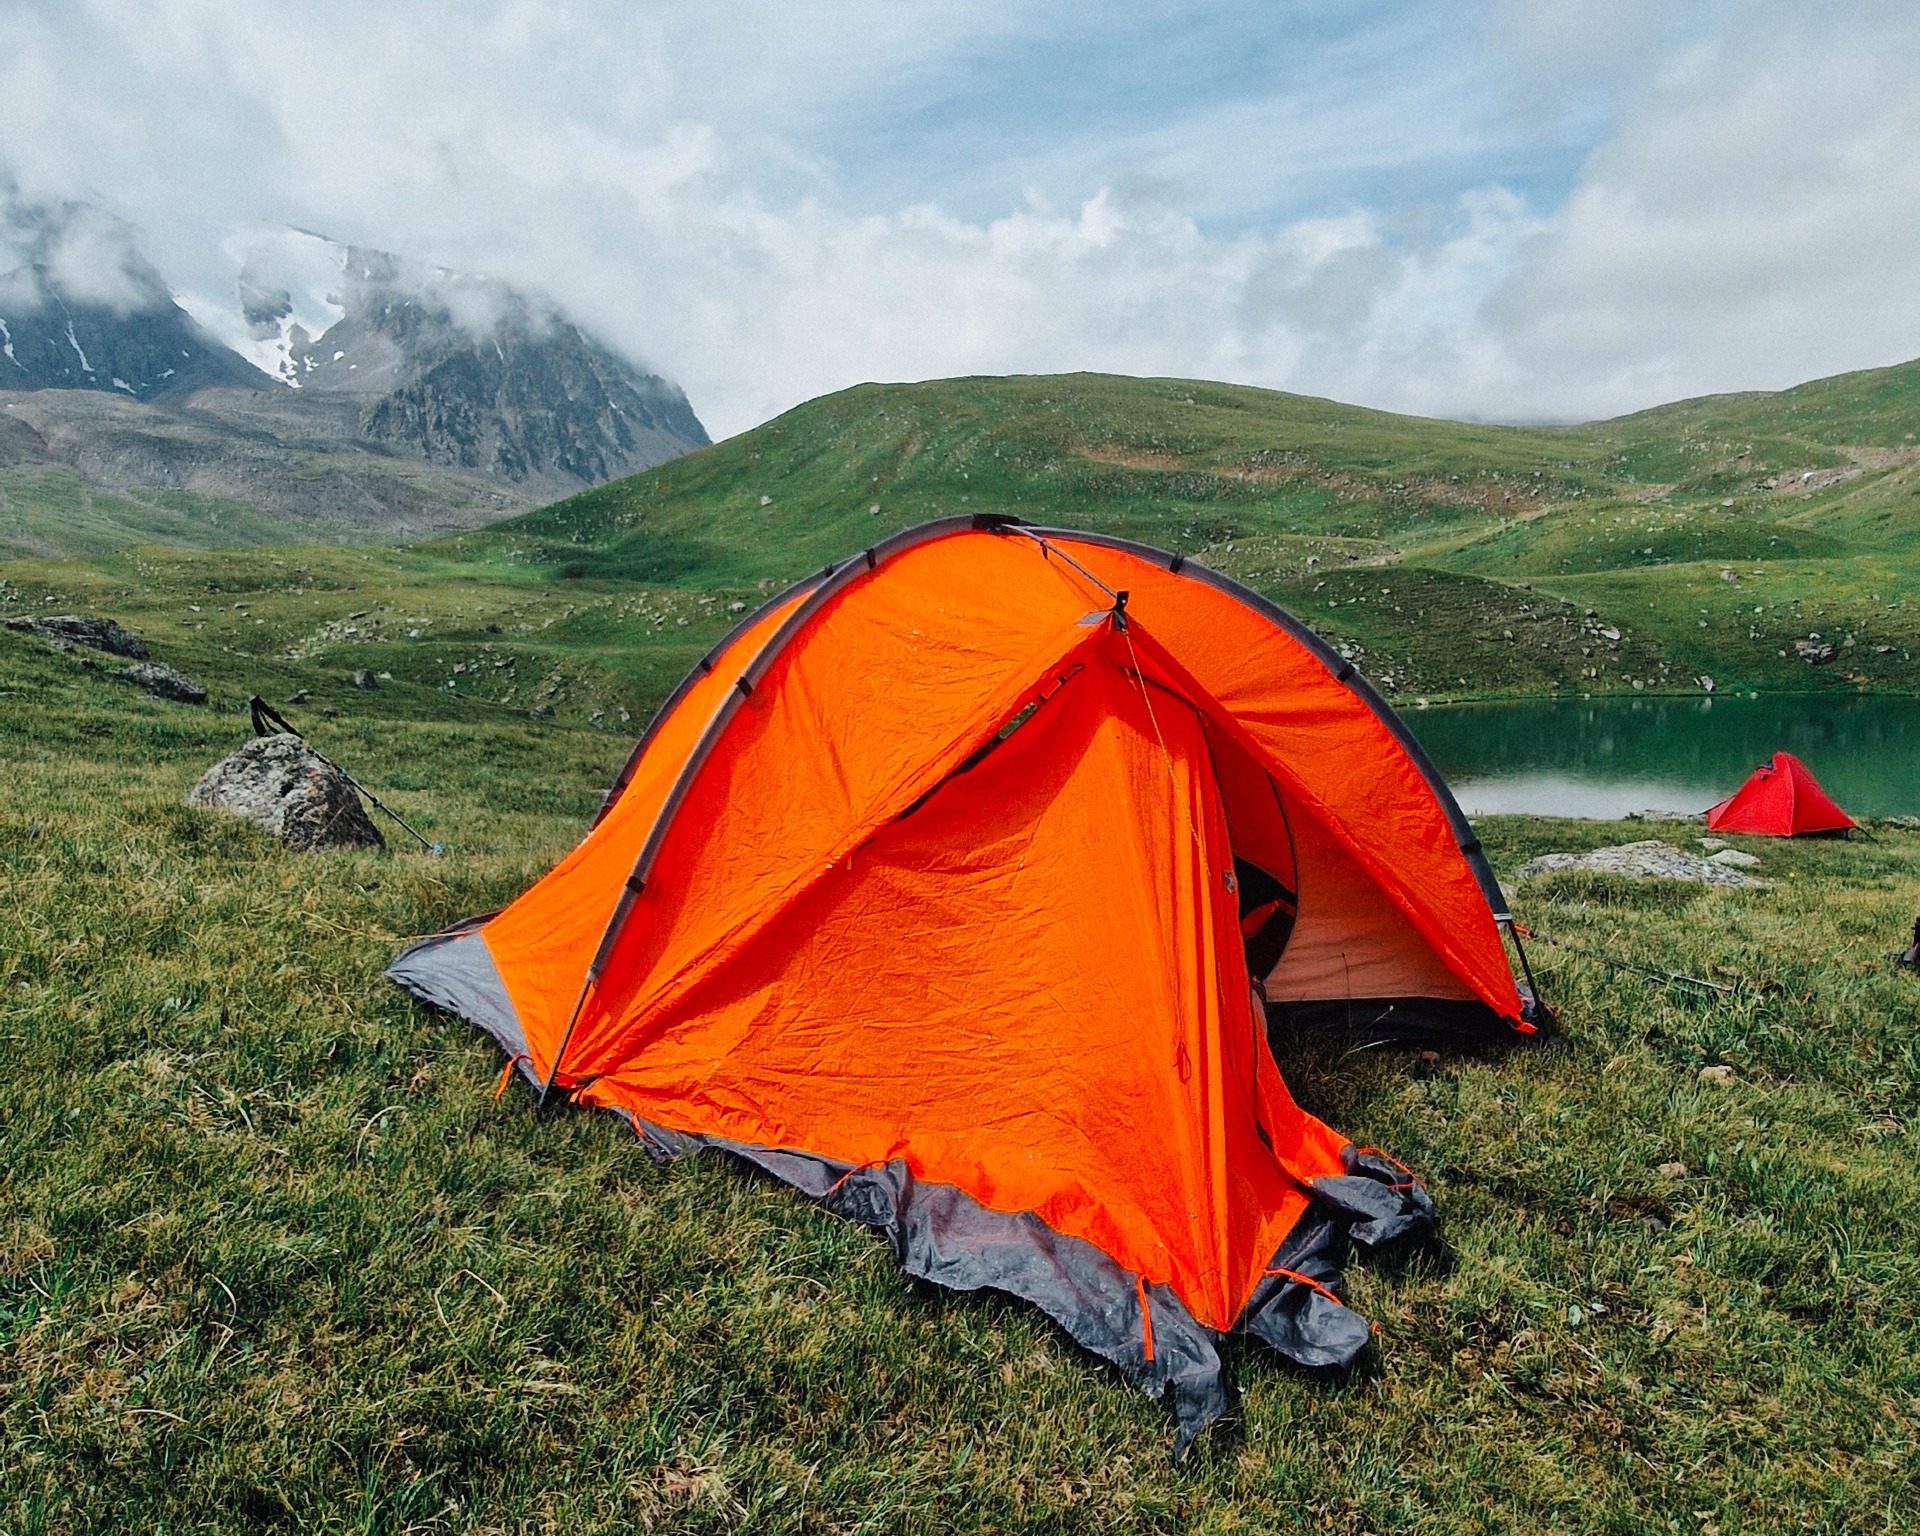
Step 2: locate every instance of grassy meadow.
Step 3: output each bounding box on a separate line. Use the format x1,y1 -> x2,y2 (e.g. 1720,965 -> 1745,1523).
3,624 -> 1918,1533
3,363 -> 1920,1530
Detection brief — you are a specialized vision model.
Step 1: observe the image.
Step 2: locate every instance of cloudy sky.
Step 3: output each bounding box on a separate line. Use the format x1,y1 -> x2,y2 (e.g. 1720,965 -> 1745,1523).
3,0 -> 1918,437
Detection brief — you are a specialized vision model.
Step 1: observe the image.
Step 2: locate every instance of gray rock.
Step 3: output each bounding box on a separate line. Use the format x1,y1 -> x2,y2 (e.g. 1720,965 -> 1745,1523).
351,669 -> 380,690
187,734 -> 384,851
1513,839 -> 1767,889
1708,848 -> 1762,869
5,614 -> 147,658
122,661 -> 206,704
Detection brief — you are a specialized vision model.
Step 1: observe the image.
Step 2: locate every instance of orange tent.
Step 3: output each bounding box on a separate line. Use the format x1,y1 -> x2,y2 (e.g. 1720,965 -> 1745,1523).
390,516 -> 1541,1453
1705,751 -> 1855,836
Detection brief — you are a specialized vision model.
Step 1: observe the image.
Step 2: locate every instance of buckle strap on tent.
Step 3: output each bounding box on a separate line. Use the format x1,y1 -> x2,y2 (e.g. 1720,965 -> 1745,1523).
493,1053 -> 530,1100
824,1158 -> 884,1197
1135,1274 -> 1155,1362
1353,1145 -> 1420,1193
1262,1266 -> 1344,1308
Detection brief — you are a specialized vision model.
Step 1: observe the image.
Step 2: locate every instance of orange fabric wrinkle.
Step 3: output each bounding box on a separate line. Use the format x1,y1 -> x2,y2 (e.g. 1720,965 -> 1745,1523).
1054,543 -> 1519,1017
483,588 -> 812,1076
584,643 -> 1328,1325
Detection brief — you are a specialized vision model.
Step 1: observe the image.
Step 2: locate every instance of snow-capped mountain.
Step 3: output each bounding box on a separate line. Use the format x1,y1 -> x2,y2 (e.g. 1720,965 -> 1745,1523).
0,203 -> 709,534
262,241 -> 708,486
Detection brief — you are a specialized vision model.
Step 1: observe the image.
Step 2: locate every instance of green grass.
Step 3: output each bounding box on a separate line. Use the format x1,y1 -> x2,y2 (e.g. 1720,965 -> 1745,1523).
0,471 -> 318,560
4,358 -> 1920,1528
3,591 -> 1920,1532
0,542 -> 756,738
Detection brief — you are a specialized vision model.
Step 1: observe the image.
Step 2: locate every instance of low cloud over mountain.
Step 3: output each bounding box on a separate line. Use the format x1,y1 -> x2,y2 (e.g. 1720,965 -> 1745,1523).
0,199 -> 265,398
0,200 -> 708,533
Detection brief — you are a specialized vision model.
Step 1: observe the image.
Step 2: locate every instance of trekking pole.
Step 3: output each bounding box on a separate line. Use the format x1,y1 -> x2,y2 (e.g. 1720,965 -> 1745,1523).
1509,922 -> 1739,996
248,696 -> 441,853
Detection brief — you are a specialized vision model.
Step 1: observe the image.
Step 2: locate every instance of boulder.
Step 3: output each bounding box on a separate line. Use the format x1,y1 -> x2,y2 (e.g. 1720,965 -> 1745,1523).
122,661 -> 207,705
187,734 -> 384,851
5,614 -> 147,658
1513,839 -> 1766,889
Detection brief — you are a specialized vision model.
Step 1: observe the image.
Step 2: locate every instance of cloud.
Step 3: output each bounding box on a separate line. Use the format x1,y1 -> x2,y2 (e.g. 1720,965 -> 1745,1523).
1,0 -> 1917,435
0,192 -> 169,314
1482,0 -> 1920,416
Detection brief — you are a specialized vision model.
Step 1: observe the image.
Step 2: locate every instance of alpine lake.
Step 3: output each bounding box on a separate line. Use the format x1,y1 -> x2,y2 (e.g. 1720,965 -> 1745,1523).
1406,691 -> 1920,820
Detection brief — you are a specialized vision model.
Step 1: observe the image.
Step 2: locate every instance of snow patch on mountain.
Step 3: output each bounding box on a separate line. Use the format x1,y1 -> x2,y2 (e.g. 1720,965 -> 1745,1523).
178,229 -> 347,388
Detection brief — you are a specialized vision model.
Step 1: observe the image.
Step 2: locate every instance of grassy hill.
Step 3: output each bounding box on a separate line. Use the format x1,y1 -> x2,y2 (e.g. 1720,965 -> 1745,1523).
443,366 -> 1920,705
3,361 -> 1914,728
4,361 -> 1920,1529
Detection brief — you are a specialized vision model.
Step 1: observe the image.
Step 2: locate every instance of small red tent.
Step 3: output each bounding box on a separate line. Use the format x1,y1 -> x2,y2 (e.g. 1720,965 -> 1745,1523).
1705,751 -> 1854,836
390,516 -> 1541,1455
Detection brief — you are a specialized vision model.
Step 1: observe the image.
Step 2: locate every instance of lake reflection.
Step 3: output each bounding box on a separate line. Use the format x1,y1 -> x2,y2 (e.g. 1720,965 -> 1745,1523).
1404,693 -> 1920,819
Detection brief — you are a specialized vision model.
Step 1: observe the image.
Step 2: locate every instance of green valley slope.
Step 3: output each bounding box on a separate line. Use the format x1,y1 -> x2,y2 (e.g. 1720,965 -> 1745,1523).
443,365 -> 1920,704
0,362 -> 1915,753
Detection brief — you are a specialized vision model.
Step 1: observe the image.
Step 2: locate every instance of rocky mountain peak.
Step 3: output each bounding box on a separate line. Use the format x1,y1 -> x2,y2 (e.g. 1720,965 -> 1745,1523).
276,246 -> 709,486
0,208 -> 710,529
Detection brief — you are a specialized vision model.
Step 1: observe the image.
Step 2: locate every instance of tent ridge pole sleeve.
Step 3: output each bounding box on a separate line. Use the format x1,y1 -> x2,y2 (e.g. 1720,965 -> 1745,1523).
592,568 -> 821,829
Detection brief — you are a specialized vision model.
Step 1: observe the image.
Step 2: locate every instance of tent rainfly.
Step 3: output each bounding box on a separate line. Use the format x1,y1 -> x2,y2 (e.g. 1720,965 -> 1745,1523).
1705,751 -> 1855,836
388,516 -> 1544,1454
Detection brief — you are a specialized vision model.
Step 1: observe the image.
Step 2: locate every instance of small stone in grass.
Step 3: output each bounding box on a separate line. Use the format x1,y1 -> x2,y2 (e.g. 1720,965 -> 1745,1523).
1698,1065 -> 1736,1086
121,661 -> 206,704
1658,1161 -> 1688,1178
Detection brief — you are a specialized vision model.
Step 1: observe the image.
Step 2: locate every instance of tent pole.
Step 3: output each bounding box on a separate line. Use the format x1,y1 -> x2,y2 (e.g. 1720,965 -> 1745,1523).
1503,918 -> 1552,1024
538,975 -> 595,1110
